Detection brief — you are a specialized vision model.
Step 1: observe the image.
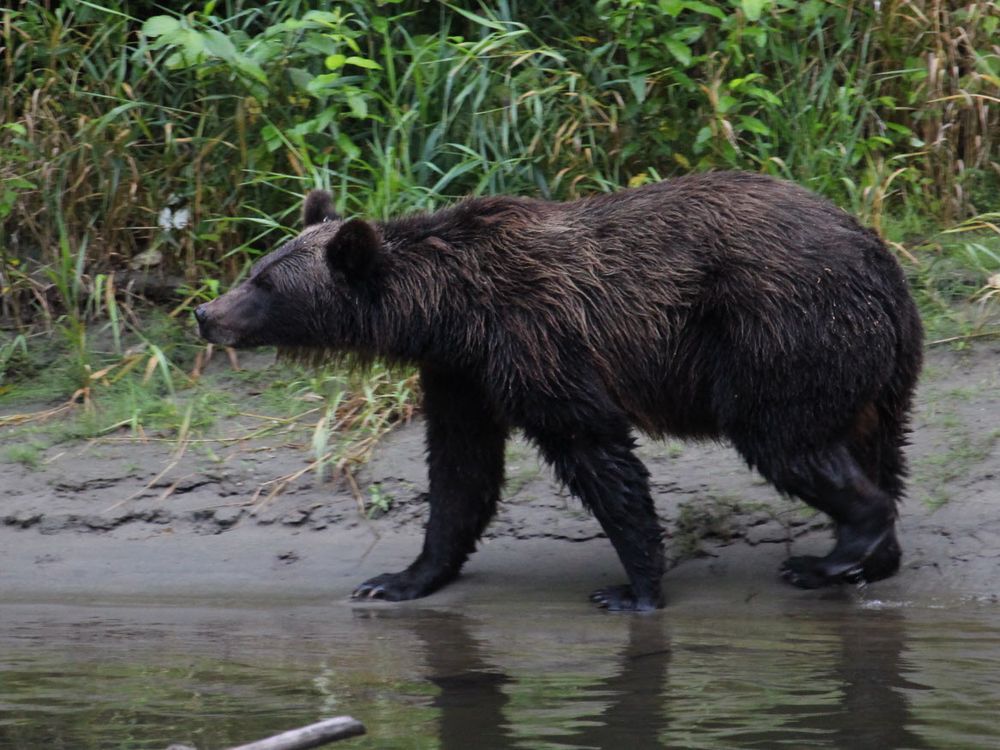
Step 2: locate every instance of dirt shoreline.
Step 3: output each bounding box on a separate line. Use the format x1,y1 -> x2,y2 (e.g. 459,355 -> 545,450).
1,343 -> 997,609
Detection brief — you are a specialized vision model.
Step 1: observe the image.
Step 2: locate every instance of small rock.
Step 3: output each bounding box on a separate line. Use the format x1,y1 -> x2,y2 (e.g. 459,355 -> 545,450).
141,509 -> 172,525
5,512 -> 42,529
213,507 -> 244,529
281,509 -> 311,526
745,521 -> 789,546
82,515 -> 116,531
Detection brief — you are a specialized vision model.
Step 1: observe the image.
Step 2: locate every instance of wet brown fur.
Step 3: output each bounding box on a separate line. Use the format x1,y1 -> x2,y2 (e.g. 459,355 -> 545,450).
196,171 -> 924,610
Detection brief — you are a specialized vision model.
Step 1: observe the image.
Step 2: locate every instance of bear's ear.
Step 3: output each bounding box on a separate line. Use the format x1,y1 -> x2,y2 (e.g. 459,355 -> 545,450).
326,217 -> 381,280
303,190 -> 338,227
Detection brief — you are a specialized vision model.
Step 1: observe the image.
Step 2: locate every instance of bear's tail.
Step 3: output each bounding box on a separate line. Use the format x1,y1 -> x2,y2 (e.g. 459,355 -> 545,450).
851,257 -> 923,503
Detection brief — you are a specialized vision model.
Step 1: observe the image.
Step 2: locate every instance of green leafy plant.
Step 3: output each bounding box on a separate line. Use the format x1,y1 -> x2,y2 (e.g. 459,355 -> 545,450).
2,0 -> 998,463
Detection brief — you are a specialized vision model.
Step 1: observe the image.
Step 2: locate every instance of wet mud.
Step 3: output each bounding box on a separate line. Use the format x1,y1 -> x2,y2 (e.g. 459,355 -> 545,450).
0,343 -> 997,607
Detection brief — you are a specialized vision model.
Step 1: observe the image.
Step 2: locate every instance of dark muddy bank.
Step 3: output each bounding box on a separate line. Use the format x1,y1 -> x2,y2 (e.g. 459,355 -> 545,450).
0,344 -> 997,607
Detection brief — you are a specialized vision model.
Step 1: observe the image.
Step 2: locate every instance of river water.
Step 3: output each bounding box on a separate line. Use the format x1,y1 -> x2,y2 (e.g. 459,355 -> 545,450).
2,593 -> 999,749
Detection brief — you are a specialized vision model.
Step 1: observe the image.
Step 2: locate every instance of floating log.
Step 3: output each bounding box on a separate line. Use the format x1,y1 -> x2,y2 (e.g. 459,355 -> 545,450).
227,717 -> 366,750
165,716 -> 366,750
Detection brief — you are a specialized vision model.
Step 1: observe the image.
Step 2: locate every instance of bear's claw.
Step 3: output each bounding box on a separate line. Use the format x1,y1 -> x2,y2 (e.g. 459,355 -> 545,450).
780,556 -> 865,588
351,582 -> 388,600
589,584 -> 661,612
351,570 -> 441,602
780,526 -> 901,589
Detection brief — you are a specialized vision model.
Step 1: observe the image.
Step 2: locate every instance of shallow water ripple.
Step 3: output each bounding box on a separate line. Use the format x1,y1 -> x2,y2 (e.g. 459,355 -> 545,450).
2,601 -> 999,749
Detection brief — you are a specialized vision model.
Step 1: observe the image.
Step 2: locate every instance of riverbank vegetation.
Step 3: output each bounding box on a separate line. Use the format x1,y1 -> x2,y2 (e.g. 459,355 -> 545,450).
1,0 -> 998,470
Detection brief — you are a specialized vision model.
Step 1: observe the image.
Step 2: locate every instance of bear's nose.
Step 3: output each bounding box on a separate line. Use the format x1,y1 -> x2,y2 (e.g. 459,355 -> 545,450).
194,305 -> 208,324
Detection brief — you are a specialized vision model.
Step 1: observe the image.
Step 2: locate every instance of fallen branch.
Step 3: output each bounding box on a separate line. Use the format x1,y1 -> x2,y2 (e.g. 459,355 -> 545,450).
0,397 -> 76,427
227,716 -> 365,750
166,716 -> 365,750
927,329 -> 1000,347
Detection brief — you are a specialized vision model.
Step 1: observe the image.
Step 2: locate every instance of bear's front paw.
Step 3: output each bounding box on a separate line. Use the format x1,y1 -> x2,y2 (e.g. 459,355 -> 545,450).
780,555 -> 863,589
590,584 -> 663,612
351,571 -> 433,602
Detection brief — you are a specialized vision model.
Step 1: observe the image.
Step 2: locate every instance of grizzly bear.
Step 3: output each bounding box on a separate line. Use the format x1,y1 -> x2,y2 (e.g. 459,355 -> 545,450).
195,171 -> 923,611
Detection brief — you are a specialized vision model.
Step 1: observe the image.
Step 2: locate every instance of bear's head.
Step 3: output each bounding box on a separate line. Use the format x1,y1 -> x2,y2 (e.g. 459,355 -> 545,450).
195,191 -> 382,350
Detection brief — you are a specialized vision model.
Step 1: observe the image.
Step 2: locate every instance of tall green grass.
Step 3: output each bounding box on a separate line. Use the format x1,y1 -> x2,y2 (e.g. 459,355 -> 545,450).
1,0 -> 998,442
3,1 -> 997,280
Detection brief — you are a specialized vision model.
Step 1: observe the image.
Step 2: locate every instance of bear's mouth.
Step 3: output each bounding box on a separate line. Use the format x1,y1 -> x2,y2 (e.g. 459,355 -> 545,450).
194,306 -> 243,348
196,320 -> 238,347
194,289 -> 271,349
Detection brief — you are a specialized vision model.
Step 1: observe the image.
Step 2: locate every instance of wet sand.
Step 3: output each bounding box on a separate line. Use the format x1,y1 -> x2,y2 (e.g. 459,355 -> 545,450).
1,343 -> 998,610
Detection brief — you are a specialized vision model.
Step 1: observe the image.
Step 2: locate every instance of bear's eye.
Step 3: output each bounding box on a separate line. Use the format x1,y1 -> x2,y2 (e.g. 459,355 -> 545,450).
253,275 -> 275,293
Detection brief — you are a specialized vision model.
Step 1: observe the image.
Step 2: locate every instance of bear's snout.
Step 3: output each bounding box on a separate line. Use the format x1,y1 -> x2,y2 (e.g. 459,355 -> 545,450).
192,288 -> 269,348
193,302 -> 220,343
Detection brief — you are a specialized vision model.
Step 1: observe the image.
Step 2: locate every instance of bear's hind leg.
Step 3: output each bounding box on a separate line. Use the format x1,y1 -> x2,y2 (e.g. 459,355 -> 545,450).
753,444 -> 900,589
352,367 -> 507,602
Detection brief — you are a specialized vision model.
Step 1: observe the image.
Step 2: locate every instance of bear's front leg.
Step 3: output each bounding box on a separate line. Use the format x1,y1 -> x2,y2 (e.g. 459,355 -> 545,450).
352,366 -> 507,602
528,419 -> 666,612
